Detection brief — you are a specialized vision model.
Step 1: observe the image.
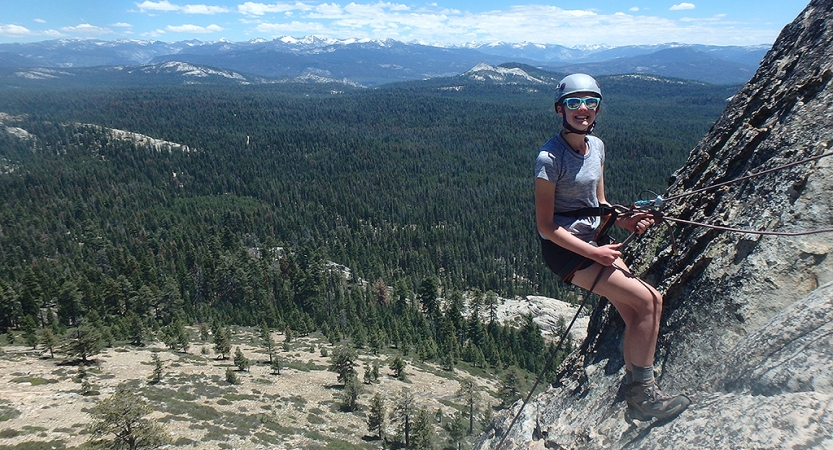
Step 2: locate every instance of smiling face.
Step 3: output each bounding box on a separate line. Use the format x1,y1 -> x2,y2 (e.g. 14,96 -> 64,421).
556,92 -> 601,132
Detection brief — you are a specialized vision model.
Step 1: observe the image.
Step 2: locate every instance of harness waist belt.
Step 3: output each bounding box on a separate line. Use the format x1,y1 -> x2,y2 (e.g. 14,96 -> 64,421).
558,205 -> 615,218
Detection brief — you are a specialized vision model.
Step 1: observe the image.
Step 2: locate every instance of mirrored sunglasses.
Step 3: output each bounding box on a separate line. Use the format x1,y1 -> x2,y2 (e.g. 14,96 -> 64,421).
563,97 -> 601,110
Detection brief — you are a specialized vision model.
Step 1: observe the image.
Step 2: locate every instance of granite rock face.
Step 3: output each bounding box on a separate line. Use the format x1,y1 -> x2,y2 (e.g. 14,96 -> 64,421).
476,0 -> 833,448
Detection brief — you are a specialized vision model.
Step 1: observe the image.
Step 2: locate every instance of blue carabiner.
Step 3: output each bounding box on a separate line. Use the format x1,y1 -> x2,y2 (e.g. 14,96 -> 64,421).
634,196 -> 664,209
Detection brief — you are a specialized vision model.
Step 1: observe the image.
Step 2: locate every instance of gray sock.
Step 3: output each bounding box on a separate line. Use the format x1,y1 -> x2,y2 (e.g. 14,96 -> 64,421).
632,365 -> 654,383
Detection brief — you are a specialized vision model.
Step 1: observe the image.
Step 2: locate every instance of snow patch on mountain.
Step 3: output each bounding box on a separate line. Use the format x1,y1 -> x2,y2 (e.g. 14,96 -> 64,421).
14,68 -> 73,80
157,61 -> 245,79
464,63 -> 547,84
292,73 -> 364,88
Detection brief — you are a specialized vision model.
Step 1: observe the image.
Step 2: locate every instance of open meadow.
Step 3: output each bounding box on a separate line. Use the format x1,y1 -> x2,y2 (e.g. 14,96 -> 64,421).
0,329 -> 500,449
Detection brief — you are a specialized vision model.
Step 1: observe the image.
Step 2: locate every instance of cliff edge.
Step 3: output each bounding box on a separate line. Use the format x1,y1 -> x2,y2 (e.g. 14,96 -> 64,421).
478,0 -> 833,448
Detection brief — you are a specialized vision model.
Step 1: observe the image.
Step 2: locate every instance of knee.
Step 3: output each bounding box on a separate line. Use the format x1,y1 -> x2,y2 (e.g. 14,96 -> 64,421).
636,290 -> 662,317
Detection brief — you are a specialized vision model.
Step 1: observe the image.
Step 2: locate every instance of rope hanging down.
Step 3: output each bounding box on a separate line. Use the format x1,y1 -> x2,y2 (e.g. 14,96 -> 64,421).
495,151 -> 833,448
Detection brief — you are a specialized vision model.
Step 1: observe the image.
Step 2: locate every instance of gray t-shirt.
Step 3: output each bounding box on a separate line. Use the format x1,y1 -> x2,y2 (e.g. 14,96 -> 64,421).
535,134 -> 605,242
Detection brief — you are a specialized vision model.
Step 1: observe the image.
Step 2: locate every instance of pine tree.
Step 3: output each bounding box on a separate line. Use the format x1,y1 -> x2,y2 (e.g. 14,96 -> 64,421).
389,355 -> 406,380
440,352 -> 455,372
351,324 -> 366,349
456,377 -> 480,435
392,388 -> 415,448
76,363 -> 93,395
485,290 -> 499,324
498,366 -> 523,407
409,407 -> 435,450
328,345 -> 357,385
160,327 -> 175,350
87,388 -> 170,450
176,326 -> 190,353
367,392 -> 385,440
270,356 -> 282,375
445,411 -> 468,450
233,347 -> 250,372
199,323 -> 210,342
40,327 -> 57,358
21,315 -> 38,349
368,327 -> 385,355
65,324 -> 102,364
213,325 -> 231,359
371,361 -> 380,382
127,313 -> 146,347
363,361 -> 374,385
418,276 -> 439,317
340,374 -> 363,412
225,367 -> 239,384
260,321 -> 275,363
150,352 -> 164,384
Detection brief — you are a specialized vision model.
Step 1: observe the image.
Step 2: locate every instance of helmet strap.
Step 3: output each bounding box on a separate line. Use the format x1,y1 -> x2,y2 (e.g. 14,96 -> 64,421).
560,110 -> 596,135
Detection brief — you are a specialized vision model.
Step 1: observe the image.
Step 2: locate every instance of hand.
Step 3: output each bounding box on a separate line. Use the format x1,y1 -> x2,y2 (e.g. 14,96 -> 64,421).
592,242 -> 622,266
621,212 -> 655,234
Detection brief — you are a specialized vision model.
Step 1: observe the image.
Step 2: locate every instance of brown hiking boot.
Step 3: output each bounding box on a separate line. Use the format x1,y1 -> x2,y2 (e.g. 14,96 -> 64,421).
625,379 -> 690,422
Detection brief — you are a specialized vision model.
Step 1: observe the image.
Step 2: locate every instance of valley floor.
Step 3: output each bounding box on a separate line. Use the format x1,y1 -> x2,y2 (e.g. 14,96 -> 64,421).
0,331 -> 499,449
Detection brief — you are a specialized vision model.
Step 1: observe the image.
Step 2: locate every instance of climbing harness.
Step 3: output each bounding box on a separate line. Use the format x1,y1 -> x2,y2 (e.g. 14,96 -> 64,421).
497,150 -> 833,448
498,205 -> 623,450
559,205 -> 618,283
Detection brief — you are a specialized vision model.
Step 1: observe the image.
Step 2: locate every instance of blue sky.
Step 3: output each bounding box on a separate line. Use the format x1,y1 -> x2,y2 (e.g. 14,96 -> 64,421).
0,0 -> 809,46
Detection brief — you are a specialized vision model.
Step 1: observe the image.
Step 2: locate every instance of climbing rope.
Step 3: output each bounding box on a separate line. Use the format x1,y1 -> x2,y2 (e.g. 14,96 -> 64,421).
661,216 -> 833,236
496,150 -> 833,448
495,261 -> 609,450
662,151 -> 833,203
632,150 -> 833,243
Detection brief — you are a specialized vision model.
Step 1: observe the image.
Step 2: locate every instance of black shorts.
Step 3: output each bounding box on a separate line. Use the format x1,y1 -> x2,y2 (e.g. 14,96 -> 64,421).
540,237 -> 595,284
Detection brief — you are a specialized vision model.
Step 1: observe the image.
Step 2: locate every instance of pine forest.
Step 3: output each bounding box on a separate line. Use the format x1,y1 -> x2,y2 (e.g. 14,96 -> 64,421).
0,71 -> 738,448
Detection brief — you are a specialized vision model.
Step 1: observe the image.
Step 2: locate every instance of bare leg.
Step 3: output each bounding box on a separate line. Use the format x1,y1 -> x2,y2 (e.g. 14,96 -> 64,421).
572,260 -> 690,421
570,258 -> 662,368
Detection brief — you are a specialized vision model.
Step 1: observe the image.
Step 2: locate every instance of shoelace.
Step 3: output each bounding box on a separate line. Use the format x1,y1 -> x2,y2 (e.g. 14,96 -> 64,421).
644,382 -> 674,403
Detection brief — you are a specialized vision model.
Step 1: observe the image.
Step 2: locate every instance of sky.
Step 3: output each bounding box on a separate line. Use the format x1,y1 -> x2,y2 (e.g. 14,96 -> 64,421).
0,0 -> 810,47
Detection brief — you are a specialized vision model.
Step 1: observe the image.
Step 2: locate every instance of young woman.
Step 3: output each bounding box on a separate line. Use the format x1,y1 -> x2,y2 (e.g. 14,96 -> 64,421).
534,73 -> 690,421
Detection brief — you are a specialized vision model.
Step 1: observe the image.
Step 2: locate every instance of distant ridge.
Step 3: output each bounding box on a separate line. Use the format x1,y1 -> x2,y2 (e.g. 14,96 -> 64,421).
0,37 -> 767,86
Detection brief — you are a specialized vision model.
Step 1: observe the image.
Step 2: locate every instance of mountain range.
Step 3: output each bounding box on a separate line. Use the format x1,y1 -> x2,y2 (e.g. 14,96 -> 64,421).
0,37 -> 768,88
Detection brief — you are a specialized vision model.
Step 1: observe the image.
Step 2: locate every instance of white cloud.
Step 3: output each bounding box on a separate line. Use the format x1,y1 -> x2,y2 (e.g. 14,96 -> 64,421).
0,24 -> 33,37
137,1 -> 229,14
61,23 -> 113,35
137,1 -> 180,12
130,1 -> 783,47
311,3 -> 345,18
670,3 -> 696,11
182,4 -> 230,14
142,28 -> 168,37
112,22 -> 133,28
34,18 -> 47,24
166,23 -> 224,33
238,2 -> 313,16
